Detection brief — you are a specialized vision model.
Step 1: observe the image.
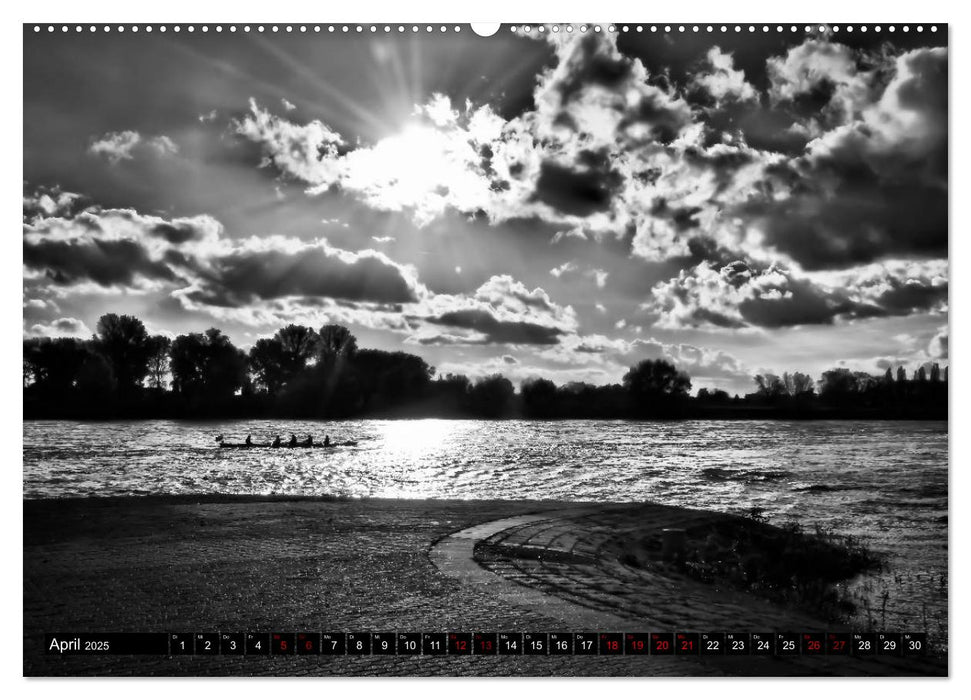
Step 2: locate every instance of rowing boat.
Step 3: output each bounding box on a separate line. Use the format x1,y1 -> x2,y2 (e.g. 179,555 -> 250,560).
216,440 -> 358,449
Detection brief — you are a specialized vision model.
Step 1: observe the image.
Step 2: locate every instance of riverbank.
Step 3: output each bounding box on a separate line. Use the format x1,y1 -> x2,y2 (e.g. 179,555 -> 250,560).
24,495 -> 945,676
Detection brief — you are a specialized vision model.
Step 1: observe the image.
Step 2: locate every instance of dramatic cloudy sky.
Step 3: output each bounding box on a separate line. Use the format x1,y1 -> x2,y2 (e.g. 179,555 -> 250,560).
23,25 -> 948,395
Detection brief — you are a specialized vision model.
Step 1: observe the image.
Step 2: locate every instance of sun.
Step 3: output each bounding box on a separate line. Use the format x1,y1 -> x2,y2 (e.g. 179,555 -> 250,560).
340,121 -> 488,225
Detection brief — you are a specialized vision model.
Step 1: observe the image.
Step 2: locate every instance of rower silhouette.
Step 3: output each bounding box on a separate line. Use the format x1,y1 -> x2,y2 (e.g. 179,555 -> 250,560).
245,435 -> 252,446
272,435 -> 281,448
324,435 -> 331,447
288,434 -> 297,447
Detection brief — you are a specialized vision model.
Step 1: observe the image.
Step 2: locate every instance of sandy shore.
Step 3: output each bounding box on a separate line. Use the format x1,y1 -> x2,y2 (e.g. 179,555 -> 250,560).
23,495 -> 946,677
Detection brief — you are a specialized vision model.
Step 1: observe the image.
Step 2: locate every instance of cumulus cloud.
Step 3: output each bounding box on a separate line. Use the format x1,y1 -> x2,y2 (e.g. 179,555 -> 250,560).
549,263 -> 607,288
234,98 -> 346,186
411,274 -> 578,346
646,258 -> 947,330
232,32 -> 702,239
229,33 -> 945,287
88,131 -> 180,163
89,130 -> 142,163
26,317 -> 92,338
766,39 -> 883,131
184,238 -> 423,308
23,186 -> 83,220
23,189 -> 586,350
229,33 -> 945,322
148,135 -> 179,156
742,47 -> 947,270
23,206 -> 222,289
67,33 -> 946,350
690,47 -> 758,106
550,261 -> 577,278
22,189 -> 424,316
23,298 -> 57,312
235,96 -> 503,225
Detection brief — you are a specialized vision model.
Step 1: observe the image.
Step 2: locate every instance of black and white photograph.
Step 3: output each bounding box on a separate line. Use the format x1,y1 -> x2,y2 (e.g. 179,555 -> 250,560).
22,18 -> 949,678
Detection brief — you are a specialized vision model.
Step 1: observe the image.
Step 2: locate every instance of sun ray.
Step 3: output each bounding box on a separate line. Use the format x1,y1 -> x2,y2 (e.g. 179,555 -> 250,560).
248,35 -> 395,137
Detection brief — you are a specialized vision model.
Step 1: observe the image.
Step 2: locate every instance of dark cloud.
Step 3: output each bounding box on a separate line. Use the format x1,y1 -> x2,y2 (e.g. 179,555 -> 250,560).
554,33 -> 635,104
189,246 -> 421,307
747,173 -> 947,270
737,277 -> 860,328
873,278 -> 949,315
649,198 -> 703,232
425,308 -> 564,345
22,189 -> 424,314
648,259 -> 946,330
23,238 -> 178,287
618,91 -> 693,144
150,221 -> 210,244
412,333 -> 489,347
741,47 -> 947,270
532,150 -> 622,217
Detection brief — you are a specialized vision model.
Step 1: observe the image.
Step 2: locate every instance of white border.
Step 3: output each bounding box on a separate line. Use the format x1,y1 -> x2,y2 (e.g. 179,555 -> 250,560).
4,1 -> 966,699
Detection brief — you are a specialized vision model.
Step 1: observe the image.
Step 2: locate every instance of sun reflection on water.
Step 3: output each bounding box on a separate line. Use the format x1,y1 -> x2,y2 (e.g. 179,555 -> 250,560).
376,419 -> 461,461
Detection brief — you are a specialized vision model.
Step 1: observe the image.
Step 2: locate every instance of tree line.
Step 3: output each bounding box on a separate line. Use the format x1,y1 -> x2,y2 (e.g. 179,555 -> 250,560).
23,313 -> 947,420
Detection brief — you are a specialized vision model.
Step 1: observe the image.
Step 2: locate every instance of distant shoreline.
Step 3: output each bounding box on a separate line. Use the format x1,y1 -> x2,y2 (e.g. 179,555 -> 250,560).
22,403 -> 949,422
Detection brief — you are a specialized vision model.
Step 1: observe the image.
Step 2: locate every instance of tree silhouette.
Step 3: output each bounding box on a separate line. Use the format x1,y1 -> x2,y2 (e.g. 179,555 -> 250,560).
145,335 -> 172,390
23,337 -> 90,396
783,371 -> 814,396
76,351 -> 116,398
754,373 -> 787,399
521,377 -> 558,416
93,313 -> 151,393
697,388 -> 731,403
818,368 -> 856,400
23,312 -> 947,420
247,325 -> 321,395
467,374 -> 514,416
170,328 -> 248,401
248,338 -> 287,394
623,359 -> 691,406
277,324 -> 319,376
317,324 -> 357,366
353,349 -> 433,406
